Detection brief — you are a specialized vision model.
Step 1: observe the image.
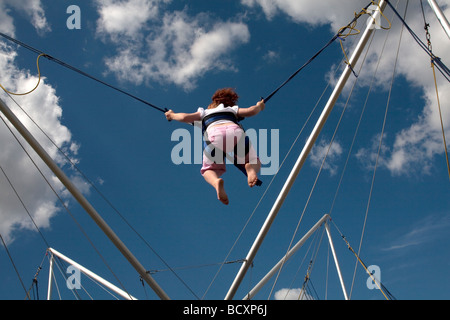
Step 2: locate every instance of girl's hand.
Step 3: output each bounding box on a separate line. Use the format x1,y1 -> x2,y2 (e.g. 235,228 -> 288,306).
257,100 -> 265,111
165,109 -> 174,121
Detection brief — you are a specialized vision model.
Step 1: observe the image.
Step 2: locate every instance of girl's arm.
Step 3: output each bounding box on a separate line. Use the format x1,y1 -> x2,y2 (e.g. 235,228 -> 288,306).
237,99 -> 265,118
165,110 -> 202,123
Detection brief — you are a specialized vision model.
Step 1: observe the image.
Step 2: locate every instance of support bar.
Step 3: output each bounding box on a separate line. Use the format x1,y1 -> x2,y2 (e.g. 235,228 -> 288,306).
243,214 -> 330,300
47,248 -> 137,300
0,97 -> 169,300
324,222 -> 348,300
47,252 -> 54,300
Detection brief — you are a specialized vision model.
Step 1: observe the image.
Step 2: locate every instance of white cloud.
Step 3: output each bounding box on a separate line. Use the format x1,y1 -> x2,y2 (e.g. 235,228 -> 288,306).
0,6 -> 15,37
384,81 -> 450,176
241,0 -> 364,31
96,0 -> 165,39
263,50 -> 280,63
309,138 -> 343,175
274,288 -> 313,300
383,214 -> 450,251
1,0 -> 50,35
0,7 -> 80,244
353,1 -> 450,176
96,1 -> 250,90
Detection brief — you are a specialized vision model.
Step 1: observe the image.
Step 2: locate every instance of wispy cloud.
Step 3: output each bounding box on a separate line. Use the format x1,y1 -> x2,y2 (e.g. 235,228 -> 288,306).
309,138 -> 343,176
262,50 -> 280,64
383,214 -> 450,252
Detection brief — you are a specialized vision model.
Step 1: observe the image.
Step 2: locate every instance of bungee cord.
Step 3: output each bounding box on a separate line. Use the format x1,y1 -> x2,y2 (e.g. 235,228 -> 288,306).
0,31 -> 168,114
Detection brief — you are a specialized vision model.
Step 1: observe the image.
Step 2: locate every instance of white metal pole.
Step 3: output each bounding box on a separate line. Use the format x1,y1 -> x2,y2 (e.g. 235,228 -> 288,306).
225,0 -> 387,300
243,214 -> 330,300
427,0 -> 450,39
47,252 -> 54,300
0,97 -> 170,300
324,222 -> 348,300
47,248 -> 137,300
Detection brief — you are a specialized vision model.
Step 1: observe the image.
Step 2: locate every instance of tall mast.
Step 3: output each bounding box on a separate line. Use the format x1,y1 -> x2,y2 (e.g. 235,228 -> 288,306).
0,97 -> 170,300
427,0 -> 450,39
225,0 -> 388,300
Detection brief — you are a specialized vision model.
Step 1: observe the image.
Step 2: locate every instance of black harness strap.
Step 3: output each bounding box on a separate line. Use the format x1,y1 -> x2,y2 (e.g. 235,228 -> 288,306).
202,111 -> 240,133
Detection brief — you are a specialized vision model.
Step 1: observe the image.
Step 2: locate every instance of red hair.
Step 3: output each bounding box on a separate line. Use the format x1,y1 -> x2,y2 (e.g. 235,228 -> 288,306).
208,88 -> 239,109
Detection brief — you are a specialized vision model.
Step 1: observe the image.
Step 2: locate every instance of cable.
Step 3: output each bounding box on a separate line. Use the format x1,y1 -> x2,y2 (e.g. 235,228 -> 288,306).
0,53 -> 46,96
337,1 -> 391,78
432,61 -> 450,180
266,24 -> 376,300
350,0 -> 408,299
2,91 -> 198,300
0,31 -> 168,114
262,1 -> 375,103
420,0 -> 450,180
263,36 -> 338,103
0,2 -> 385,113
330,219 -> 396,300
329,0 -> 400,218
385,0 -> 450,82
0,233 -> 30,299
0,96 -> 134,300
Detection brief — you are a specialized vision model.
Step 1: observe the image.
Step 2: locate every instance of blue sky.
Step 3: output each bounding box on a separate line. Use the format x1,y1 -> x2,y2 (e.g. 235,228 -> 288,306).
0,0 -> 450,300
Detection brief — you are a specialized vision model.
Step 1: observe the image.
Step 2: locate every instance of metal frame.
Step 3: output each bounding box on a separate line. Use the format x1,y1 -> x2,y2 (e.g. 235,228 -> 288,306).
0,97 -> 169,300
427,0 -> 450,39
225,0 -> 388,300
47,247 -> 137,300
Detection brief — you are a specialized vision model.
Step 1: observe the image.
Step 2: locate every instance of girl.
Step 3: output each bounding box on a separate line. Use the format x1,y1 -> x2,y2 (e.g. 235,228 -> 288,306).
165,88 -> 265,205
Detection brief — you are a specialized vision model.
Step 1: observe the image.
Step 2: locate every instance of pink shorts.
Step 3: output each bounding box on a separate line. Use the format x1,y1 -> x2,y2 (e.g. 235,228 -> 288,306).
201,124 -> 258,176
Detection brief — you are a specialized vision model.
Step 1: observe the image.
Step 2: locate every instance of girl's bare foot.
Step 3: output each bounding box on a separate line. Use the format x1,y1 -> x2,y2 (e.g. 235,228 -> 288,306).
245,163 -> 259,188
215,178 -> 229,205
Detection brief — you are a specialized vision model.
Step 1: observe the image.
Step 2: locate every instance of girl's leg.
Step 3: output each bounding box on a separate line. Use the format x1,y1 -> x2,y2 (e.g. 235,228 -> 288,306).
203,170 -> 229,205
226,126 -> 261,188
245,158 -> 261,188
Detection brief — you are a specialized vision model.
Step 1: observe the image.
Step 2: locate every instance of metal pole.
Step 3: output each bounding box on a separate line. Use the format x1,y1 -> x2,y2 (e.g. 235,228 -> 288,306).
0,97 -> 170,300
47,248 -> 137,300
243,214 -> 330,300
324,222 -> 348,300
225,1 -> 387,300
47,252 -> 54,300
427,0 -> 450,39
